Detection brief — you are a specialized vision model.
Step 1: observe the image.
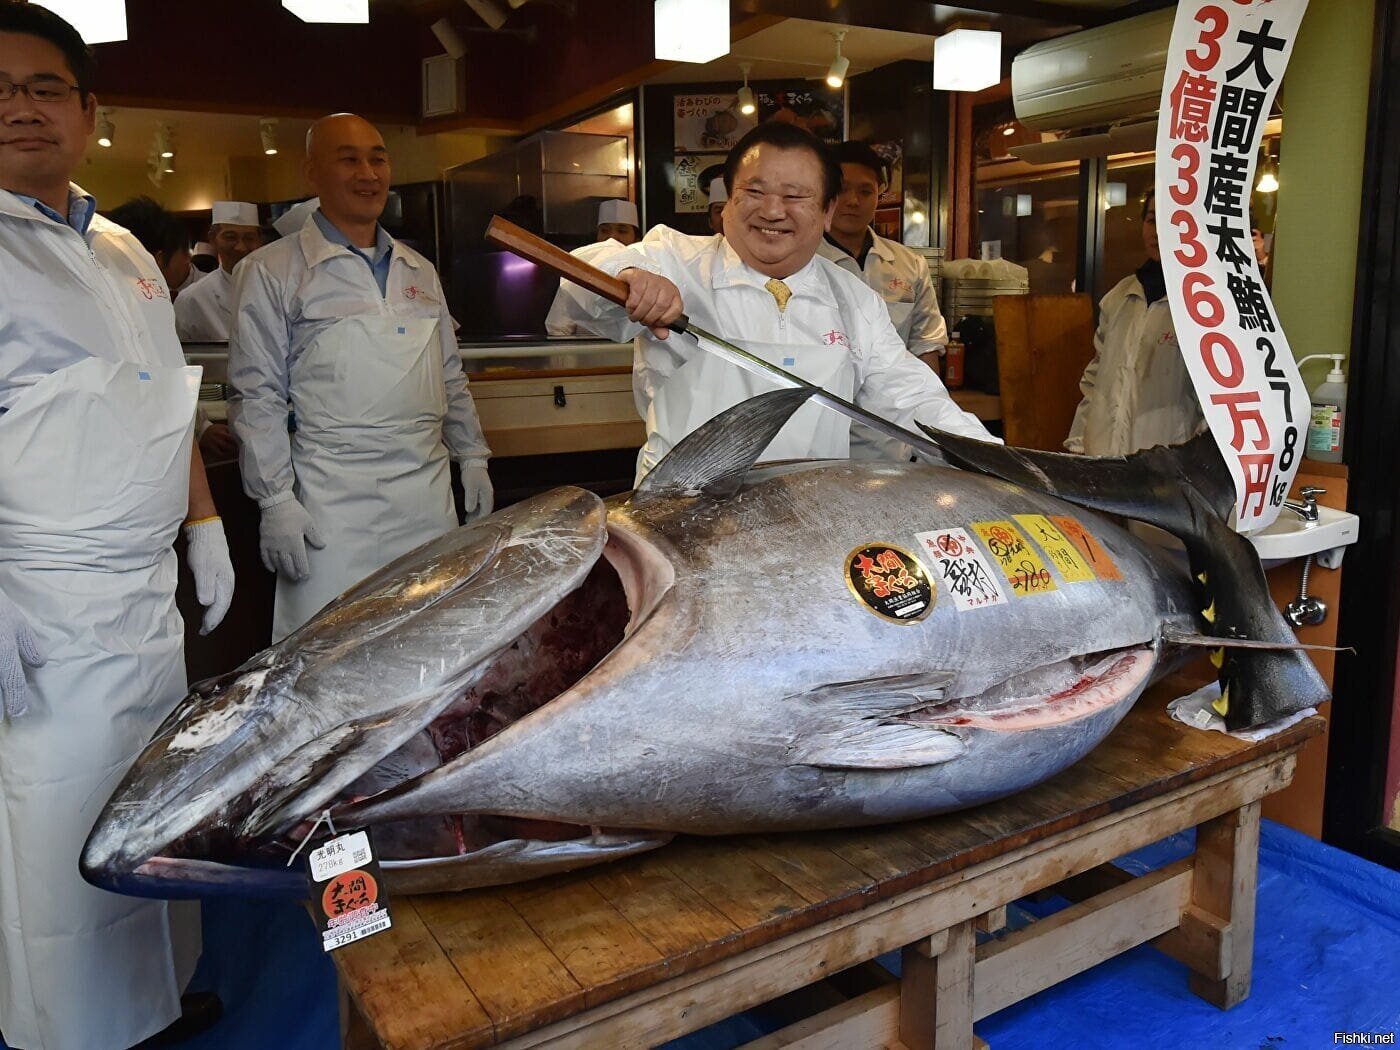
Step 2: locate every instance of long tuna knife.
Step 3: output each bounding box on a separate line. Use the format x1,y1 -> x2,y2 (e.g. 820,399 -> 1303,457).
485,216 -> 948,460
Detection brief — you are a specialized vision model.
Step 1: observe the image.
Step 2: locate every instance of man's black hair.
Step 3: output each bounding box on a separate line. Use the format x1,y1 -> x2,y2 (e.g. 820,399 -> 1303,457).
832,141 -> 890,189
1142,188 -> 1155,220
723,122 -> 842,207
108,197 -> 188,261
0,1 -> 96,101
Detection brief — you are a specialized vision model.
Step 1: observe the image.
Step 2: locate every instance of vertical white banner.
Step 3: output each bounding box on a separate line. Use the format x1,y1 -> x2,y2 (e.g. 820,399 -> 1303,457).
1155,0 -> 1310,531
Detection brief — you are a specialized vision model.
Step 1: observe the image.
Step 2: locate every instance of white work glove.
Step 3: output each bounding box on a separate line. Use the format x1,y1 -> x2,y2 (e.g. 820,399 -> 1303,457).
0,587 -> 46,720
460,462 -> 494,523
184,518 -> 236,635
259,496 -> 325,582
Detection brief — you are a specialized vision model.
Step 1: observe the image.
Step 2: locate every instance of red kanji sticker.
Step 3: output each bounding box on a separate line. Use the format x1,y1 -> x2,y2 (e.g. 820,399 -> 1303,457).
845,543 -> 934,624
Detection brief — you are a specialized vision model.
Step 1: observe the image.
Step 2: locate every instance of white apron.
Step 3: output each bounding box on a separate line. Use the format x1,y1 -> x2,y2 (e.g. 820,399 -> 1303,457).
0,356 -> 202,1050
274,316 -> 456,640
639,338 -> 855,483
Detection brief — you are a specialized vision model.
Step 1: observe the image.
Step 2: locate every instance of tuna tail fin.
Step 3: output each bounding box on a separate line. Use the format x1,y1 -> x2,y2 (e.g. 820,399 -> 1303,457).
920,428 -> 1329,731
635,386 -> 814,502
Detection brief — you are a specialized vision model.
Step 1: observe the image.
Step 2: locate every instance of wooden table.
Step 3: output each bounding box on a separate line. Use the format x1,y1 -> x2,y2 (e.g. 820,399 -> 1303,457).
334,685 -> 1321,1050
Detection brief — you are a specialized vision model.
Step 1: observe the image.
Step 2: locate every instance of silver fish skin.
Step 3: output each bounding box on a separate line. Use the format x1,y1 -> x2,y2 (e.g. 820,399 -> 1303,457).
84,460 -> 1198,896
347,460 -> 1197,835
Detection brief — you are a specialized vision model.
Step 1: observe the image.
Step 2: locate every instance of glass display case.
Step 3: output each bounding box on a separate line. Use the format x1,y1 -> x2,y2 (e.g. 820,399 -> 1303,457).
444,131 -> 631,341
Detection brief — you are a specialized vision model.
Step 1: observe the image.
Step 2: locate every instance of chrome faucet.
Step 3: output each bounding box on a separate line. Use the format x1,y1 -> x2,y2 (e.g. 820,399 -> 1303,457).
1282,486 -> 1325,525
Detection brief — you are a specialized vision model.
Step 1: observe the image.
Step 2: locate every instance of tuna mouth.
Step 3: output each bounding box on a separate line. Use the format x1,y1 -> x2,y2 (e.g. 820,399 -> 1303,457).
124,521 -> 674,893
913,645 -> 1156,732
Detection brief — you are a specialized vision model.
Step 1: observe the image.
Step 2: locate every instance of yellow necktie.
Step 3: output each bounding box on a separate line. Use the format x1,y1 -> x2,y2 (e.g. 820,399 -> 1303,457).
765,278 -> 792,313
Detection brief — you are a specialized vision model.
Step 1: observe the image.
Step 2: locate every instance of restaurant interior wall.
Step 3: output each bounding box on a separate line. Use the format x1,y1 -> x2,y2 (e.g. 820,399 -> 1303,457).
1327,0 -> 1400,870
1271,0 -> 1375,395
639,78 -> 846,238
847,60 -> 946,251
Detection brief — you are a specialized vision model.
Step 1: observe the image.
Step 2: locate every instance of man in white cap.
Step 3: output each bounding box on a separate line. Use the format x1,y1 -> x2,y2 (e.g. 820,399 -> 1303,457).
545,198 -> 642,336
174,201 -> 264,343
189,240 -> 217,275
706,175 -> 727,235
230,114 -> 491,641
596,198 -> 639,246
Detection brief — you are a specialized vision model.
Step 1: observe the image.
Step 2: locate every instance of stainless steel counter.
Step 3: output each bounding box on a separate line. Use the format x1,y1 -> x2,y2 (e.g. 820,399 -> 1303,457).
182,339 -> 634,381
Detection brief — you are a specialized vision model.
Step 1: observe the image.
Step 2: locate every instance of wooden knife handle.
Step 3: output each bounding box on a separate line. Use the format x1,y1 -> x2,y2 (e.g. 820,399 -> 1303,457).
485,215 -> 630,307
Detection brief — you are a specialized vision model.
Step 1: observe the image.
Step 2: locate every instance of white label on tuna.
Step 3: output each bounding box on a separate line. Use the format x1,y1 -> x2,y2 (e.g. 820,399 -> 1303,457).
309,831 -> 372,883
915,529 -> 1008,611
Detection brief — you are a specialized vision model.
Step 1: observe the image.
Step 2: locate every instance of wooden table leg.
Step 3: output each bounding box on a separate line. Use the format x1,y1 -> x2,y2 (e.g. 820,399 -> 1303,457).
1186,800 -> 1260,1009
899,919 -> 978,1049
340,978 -> 381,1050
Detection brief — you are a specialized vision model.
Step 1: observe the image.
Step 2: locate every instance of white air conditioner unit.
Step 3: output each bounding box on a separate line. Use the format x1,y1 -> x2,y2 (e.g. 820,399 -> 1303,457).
1010,8 -> 1173,163
422,54 -> 465,118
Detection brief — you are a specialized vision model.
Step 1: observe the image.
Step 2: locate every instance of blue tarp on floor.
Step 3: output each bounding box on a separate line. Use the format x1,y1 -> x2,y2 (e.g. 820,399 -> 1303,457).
7,819 -> 1393,1049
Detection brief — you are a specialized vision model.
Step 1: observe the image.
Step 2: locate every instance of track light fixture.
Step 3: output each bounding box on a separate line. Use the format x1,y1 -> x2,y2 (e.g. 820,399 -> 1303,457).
1256,150 -> 1279,193
260,118 -> 280,157
737,62 -> 755,116
282,0 -> 369,23
155,124 -> 173,160
654,0 -> 729,65
826,30 -> 849,89
96,109 -> 115,148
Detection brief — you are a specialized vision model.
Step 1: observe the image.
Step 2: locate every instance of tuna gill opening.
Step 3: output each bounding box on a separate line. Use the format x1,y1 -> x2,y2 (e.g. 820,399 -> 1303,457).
344,553 -> 632,860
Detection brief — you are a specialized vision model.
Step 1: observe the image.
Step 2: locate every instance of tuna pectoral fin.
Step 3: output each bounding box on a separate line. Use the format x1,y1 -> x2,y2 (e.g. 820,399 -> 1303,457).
789,672 -> 965,770
795,723 -> 966,770
920,428 -> 1329,731
635,386 -> 815,502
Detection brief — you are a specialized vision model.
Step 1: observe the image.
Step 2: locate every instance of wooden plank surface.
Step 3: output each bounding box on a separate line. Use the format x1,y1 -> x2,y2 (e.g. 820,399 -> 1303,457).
334,686 -> 1321,1049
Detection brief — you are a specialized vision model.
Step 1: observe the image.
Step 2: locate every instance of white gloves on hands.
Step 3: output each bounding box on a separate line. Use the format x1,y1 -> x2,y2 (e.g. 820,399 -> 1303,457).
0,587 -> 46,720
460,462 -> 494,523
185,518 -> 236,635
259,497 -> 325,582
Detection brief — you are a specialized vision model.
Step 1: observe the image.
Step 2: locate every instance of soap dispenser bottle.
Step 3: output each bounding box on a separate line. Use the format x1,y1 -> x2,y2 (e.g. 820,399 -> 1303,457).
1297,354 -> 1347,463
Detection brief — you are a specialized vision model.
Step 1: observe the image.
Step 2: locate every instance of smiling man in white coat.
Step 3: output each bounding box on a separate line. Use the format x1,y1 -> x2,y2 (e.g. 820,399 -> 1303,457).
565,122 -> 992,482
0,5 -> 233,1047
229,113 -> 492,641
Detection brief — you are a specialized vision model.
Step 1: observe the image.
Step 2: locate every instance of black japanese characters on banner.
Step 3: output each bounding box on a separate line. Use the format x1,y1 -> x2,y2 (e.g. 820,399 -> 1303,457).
1157,0 -> 1310,529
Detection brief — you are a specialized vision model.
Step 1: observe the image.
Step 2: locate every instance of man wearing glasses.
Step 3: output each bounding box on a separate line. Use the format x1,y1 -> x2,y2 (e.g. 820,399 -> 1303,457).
0,5 -> 230,1047
563,121 -> 992,484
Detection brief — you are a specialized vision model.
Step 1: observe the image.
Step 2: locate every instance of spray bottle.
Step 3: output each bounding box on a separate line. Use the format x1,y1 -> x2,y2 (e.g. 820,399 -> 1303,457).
1297,354 -> 1347,463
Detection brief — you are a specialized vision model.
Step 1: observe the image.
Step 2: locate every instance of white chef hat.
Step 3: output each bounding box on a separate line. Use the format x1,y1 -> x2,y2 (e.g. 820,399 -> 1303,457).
598,199 -> 639,228
273,197 -> 320,237
211,201 -> 259,227
707,176 -> 728,204
192,241 -> 215,257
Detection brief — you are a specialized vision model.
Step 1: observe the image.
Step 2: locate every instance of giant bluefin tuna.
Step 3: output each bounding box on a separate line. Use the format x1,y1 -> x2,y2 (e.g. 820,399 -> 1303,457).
81,388 -> 1328,896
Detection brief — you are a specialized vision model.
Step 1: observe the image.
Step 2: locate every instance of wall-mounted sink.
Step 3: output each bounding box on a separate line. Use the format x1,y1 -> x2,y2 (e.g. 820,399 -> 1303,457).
1246,504 -> 1360,565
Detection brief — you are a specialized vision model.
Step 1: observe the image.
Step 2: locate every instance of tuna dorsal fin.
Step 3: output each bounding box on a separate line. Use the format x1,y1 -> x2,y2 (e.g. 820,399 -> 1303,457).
787,672 -> 966,770
918,427 -> 1329,730
635,386 -> 814,502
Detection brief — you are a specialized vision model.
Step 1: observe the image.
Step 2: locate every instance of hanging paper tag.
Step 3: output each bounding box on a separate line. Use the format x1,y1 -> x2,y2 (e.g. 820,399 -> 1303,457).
1155,0 -> 1312,530
304,827 -> 393,952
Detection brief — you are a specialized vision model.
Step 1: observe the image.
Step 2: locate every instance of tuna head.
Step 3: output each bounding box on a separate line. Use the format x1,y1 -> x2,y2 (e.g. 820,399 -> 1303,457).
81,486 -> 671,897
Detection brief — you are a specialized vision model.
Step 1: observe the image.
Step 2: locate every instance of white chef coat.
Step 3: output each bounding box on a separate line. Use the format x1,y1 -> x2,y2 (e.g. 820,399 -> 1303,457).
818,229 -> 947,355
567,226 -> 993,479
1065,272 -> 1205,457
545,239 -> 621,337
0,184 -> 200,1050
0,188 -> 186,410
228,212 -> 490,506
174,264 -> 234,342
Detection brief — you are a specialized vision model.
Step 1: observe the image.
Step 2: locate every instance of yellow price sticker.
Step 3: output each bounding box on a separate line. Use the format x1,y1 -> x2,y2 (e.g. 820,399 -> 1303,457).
970,520 -> 1057,596
1015,514 -> 1097,584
